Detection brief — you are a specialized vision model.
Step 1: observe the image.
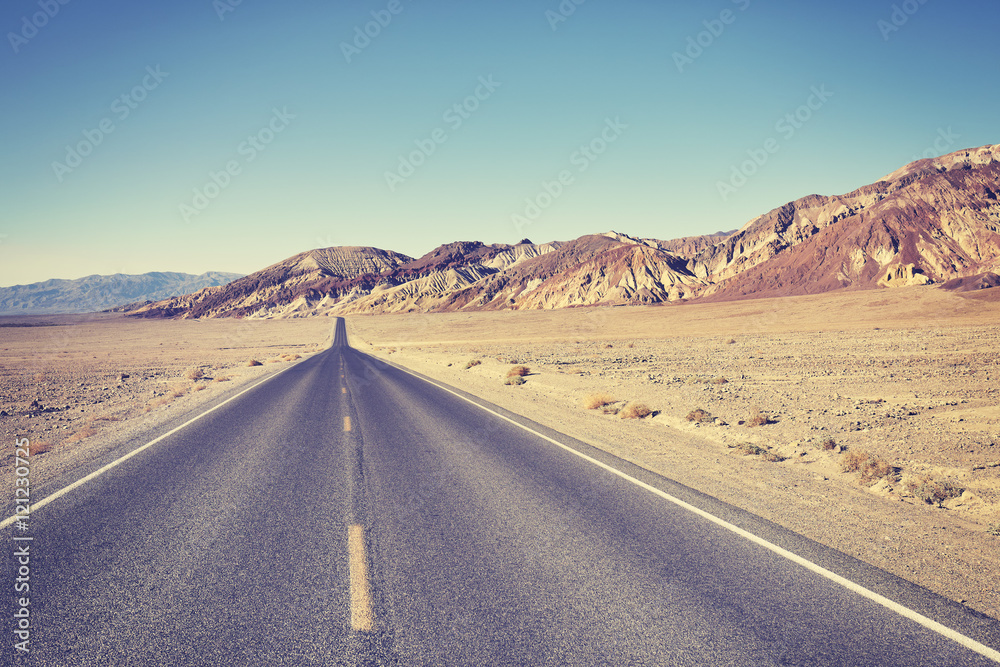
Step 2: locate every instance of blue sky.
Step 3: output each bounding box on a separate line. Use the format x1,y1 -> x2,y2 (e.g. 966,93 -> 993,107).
1,0 -> 997,285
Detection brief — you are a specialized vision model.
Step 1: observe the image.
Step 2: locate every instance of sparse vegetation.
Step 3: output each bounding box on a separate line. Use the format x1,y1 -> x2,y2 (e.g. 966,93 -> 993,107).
246,359 -> 263,367
32,440 -> 53,455
64,427 -> 98,444
620,402 -> 652,419
686,408 -> 715,423
907,477 -> 964,506
185,367 -> 205,380
819,437 -> 838,451
745,412 -> 775,427
504,375 -> 526,386
728,442 -> 786,462
840,449 -> 895,485
712,377 -> 729,385
988,524 -> 1000,537
725,338 -> 736,344
464,359 -> 482,370
213,375 -> 232,383
506,365 -> 530,378
583,393 -> 618,410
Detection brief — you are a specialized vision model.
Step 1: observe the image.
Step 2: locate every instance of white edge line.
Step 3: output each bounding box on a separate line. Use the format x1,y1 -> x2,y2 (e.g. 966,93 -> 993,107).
371,354 -> 1000,664
1,359 -> 305,531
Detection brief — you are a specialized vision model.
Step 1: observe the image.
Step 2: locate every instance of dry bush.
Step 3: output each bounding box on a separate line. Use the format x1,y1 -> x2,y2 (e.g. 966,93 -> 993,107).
988,524 -> 1000,536
725,338 -> 737,344
246,359 -> 263,367
840,450 -> 895,485
64,427 -> 98,444
746,413 -> 775,427
620,403 -> 653,419
712,377 -> 729,385
728,442 -> 786,462
193,384 -> 206,392
87,414 -> 121,424
282,353 -> 301,361
185,367 -> 205,380
464,359 -> 482,370
506,365 -> 530,378
686,408 -> 715,423
32,440 -> 54,455
818,437 -> 838,451
907,477 -> 964,506
213,375 -> 232,383
504,376 -> 526,386
583,393 -> 618,410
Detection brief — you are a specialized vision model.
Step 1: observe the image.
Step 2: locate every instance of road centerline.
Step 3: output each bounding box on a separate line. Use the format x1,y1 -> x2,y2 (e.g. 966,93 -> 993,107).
348,524 -> 376,632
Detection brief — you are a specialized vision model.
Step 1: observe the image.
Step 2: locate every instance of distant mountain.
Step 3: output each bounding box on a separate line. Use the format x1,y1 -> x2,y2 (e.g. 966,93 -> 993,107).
126,143 -> 1000,318
127,247 -> 413,318
0,271 -> 243,315
695,143 -> 1000,300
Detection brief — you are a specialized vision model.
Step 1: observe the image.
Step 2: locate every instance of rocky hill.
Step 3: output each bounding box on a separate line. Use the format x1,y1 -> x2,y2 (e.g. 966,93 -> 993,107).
123,143 -> 1000,318
0,271 -> 243,315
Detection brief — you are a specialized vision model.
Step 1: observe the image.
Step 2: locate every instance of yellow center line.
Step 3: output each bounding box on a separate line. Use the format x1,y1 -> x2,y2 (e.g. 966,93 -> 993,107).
348,525 -> 375,632
344,415 -> 351,432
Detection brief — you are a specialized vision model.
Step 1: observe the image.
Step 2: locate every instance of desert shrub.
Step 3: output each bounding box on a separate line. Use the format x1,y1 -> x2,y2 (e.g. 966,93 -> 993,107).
840,450 -> 895,484
246,359 -> 263,367
185,367 -> 205,380
819,437 -> 838,451
729,442 -> 786,462
988,524 -> 1000,536
907,477 -> 964,506
746,413 -> 775,427
464,359 -> 482,370
725,338 -> 737,344
193,384 -> 206,392
64,427 -> 98,444
583,393 -> 617,410
620,403 -> 652,419
506,365 -> 530,378
32,440 -> 53,455
213,375 -> 231,383
504,376 -> 526,386
686,408 -> 715,423
712,377 -> 729,385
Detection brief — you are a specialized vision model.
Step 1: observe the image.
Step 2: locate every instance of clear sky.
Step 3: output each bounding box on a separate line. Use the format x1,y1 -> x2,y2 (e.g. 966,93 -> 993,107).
1,0 -> 997,286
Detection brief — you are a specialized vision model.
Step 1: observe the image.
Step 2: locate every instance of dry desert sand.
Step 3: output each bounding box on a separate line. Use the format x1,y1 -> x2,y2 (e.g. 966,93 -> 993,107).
2,286 -> 999,621
347,286 -> 1000,620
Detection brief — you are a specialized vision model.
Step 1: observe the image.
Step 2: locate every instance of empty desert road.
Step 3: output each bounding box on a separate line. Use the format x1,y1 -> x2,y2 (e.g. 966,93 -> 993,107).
5,318 -> 1000,665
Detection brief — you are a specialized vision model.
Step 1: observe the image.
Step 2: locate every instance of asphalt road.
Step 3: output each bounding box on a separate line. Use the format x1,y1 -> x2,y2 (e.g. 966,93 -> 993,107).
5,317 -> 1000,665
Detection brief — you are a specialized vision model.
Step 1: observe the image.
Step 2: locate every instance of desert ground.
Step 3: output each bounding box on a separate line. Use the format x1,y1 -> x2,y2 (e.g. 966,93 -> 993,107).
2,286 -> 999,621
0,314 -> 334,490
346,286 -> 1000,620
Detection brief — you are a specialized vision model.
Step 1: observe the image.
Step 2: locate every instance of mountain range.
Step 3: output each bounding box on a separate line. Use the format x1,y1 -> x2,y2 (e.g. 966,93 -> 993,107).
66,144 -> 1000,318
0,271 -> 243,316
